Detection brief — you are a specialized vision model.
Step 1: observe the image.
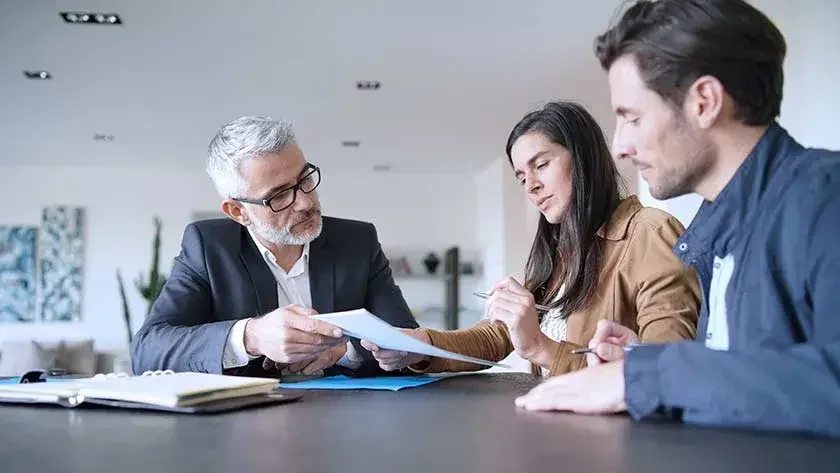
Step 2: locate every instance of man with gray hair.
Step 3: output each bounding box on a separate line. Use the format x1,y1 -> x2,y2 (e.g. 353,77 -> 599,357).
130,116 -> 419,378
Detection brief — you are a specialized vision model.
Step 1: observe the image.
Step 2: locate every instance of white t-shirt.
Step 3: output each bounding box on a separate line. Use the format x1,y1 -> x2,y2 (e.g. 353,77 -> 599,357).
705,254 -> 735,351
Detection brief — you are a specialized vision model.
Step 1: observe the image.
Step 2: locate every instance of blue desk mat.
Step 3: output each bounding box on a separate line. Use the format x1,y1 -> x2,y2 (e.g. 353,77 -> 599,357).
0,377 -> 79,385
277,374 -> 444,391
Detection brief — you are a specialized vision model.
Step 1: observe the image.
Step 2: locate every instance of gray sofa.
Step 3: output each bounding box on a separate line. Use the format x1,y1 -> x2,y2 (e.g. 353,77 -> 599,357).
0,339 -> 123,377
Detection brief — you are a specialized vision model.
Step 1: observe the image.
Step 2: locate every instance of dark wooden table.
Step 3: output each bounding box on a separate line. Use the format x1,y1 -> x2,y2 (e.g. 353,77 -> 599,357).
0,373 -> 837,473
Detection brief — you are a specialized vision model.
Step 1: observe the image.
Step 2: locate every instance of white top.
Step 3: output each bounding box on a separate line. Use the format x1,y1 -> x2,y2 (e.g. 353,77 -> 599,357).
540,308 -> 568,344
538,287 -> 566,376
222,229 -> 362,371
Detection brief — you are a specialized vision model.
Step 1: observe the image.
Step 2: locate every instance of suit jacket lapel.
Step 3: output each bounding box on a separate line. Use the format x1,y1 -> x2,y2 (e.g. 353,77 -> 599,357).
239,227 -> 278,316
308,232 -> 335,314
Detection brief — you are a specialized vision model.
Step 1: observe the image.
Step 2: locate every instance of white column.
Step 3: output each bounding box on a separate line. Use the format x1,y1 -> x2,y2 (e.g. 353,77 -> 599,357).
474,157 -> 536,372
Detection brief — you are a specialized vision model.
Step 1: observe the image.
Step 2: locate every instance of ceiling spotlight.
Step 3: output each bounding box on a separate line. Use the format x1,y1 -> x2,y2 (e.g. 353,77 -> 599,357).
59,11 -> 122,25
356,81 -> 381,90
23,70 -> 52,80
341,140 -> 361,147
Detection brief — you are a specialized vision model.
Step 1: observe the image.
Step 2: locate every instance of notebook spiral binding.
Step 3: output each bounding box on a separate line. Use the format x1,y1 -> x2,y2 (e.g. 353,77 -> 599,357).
91,370 -> 175,380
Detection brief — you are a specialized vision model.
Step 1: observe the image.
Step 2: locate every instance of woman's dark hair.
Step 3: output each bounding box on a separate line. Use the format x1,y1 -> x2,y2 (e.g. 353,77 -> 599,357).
594,0 -> 786,126
506,101 -> 623,317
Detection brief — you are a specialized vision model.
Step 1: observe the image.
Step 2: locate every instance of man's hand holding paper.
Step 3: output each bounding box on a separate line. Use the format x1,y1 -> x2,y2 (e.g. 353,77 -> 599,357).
244,304 -> 345,366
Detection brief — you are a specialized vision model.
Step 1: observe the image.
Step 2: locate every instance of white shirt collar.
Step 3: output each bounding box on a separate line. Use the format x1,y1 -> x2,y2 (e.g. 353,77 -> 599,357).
246,227 -> 310,277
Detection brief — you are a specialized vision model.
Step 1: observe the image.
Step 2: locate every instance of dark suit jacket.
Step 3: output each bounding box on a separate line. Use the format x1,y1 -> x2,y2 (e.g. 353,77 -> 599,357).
130,216 -> 418,377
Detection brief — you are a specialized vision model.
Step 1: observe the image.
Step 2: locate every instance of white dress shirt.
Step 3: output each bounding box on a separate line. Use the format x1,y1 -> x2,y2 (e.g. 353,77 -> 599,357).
222,229 -> 363,370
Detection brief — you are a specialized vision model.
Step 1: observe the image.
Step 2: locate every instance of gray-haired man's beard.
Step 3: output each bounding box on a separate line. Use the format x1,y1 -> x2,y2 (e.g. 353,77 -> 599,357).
251,209 -> 323,246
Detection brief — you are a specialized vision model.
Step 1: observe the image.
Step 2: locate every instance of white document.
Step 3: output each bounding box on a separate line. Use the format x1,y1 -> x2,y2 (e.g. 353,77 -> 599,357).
314,309 -> 510,368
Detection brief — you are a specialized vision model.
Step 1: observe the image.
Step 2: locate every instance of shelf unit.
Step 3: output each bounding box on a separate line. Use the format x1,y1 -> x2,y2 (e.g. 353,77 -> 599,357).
385,246 -> 483,330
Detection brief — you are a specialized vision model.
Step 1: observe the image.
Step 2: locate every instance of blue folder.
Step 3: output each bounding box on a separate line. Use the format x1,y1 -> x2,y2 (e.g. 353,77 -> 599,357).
277,374 -> 444,391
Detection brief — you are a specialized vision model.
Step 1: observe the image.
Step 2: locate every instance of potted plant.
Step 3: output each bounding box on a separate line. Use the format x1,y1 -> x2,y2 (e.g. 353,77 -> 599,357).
117,216 -> 167,345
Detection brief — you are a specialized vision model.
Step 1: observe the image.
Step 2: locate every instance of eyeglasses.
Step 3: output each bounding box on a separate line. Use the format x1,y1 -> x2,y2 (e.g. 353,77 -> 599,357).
232,163 -> 321,212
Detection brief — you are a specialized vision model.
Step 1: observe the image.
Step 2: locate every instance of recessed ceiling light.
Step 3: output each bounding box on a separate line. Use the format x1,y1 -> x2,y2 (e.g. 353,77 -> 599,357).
23,70 -> 52,80
93,133 -> 115,142
59,11 -> 122,25
373,165 -> 392,172
341,140 -> 361,147
356,81 -> 381,90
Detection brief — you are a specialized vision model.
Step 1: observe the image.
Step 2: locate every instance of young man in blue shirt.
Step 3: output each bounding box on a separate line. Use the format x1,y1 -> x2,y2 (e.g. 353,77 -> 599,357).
515,0 -> 840,438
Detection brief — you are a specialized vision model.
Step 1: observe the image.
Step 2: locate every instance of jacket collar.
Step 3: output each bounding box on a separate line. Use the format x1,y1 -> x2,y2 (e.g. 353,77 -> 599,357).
307,224 -> 334,314
239,227 -> 278,315
596,195 -> 643,241
674,122 -> 803,263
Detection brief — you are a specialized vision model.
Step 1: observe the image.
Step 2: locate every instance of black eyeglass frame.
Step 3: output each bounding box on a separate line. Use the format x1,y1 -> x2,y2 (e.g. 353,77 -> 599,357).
231,163 -> 321,212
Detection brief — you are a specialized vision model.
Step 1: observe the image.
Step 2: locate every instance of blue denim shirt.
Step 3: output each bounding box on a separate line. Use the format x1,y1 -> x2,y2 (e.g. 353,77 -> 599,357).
624,123 -> 840,437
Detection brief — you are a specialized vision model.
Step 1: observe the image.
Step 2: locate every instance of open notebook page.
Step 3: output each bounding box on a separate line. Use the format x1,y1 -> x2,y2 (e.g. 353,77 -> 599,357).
0,373 -> 279,408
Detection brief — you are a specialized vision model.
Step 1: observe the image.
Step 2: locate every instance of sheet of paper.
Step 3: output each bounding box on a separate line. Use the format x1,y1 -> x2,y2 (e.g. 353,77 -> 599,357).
314,309 -> 510,368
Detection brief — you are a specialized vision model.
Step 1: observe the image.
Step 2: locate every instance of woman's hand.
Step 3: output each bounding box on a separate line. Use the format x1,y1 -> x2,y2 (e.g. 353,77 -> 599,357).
485,277 -> 557,368
361,329 -> 431,371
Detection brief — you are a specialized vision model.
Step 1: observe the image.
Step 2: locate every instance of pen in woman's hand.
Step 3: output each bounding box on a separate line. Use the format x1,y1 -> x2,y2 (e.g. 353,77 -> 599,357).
472,292 -> 552,312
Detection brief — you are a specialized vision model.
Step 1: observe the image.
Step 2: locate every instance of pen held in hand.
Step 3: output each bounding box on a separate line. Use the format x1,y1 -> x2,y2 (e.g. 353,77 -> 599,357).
570,345 -> 637,355
472,292 -> 552,312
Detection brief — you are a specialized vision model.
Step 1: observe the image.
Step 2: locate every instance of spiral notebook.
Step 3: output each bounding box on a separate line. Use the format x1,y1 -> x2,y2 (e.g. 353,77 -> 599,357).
0,371 -> 300,413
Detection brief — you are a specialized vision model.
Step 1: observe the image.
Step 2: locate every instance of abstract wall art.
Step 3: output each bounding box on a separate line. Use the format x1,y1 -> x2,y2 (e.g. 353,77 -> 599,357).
0,226 -> 38,323
39,206 -> 85,322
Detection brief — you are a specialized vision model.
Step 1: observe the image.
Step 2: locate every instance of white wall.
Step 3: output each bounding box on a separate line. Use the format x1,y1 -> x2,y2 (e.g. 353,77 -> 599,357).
637,181 -> 703,228
323,171 -> 477,249
0,165 -> 478,354
638,0 -> 840,224
766,0 -> 840,151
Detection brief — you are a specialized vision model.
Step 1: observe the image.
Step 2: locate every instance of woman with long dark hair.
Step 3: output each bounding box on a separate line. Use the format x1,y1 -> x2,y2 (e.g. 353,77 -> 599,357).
364,101 -> 700,376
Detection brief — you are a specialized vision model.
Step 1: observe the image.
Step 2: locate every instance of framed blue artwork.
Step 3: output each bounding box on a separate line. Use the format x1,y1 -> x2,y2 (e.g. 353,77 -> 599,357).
39,206 -> 85,322
0,226 -> 37,323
